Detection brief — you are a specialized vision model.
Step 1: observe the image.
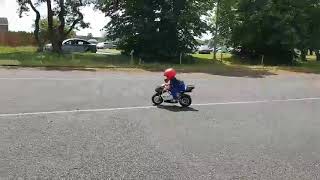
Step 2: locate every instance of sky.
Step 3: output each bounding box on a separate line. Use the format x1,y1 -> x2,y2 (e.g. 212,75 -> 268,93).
0,0 -> 109,37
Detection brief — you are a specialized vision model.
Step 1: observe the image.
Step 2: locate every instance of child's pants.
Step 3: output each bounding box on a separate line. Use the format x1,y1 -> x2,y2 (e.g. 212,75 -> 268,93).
170,84 -> 186,99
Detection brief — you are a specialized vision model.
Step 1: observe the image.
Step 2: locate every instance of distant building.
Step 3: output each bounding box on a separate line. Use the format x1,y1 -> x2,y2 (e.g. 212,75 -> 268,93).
0,17 -> 8,32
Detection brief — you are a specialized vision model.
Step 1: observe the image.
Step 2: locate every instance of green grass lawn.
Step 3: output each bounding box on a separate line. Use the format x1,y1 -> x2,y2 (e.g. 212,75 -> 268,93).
280,59 -> 320,74
0,46 -> 132,68
191,52 -> 320,74
0,46 -> 320,76
0,46 -> 36,53
97,48 -> 122,55
192,53 -> 232,61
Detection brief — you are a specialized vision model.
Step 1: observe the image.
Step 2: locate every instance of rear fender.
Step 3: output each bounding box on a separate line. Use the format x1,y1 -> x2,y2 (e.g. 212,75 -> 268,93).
185,85 -> 195,92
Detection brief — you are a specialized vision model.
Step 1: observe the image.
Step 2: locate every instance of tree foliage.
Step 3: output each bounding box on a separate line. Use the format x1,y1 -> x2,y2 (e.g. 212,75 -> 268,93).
208,0 -> 238,60
47,0 -> 91,52
17,0 -> 42,51
97,0 -> 215,60
211,0 -> 320,64
17,0 -> 91,53
38,18 -> 76,43
17,0 -> 320,62
308,0 -> 320,61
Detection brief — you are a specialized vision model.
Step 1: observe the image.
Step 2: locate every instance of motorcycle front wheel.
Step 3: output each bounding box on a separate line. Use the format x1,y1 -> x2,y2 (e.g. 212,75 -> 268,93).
179,94 -> 192,107
152,94 -> 163,105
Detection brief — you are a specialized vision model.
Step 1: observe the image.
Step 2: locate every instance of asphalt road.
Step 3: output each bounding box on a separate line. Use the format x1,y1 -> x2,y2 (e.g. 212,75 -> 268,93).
1,68 -> 320,179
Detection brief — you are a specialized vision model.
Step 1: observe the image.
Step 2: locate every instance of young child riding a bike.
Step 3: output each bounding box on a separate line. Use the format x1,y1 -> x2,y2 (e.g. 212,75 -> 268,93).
163,68 -> 186,103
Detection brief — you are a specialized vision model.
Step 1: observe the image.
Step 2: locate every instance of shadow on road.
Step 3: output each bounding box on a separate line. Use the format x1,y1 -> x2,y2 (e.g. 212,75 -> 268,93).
142,62 -> 277,78
157,105 -> 199,112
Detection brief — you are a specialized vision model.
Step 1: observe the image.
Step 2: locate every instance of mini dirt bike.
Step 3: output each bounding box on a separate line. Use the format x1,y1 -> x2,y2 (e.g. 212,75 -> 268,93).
152,84 -> 195,107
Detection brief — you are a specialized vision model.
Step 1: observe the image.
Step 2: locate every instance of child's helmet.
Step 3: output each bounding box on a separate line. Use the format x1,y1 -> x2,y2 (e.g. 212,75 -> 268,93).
164,68 -> 176,80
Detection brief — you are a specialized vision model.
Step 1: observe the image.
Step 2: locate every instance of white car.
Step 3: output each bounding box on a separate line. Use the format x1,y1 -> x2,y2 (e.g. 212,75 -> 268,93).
44,38 -> 97,53
198,45 -> 213,54
96,42 -> 116,49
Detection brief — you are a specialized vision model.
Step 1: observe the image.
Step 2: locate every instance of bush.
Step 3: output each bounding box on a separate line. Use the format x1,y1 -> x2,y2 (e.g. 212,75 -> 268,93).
232,46 -> 297,65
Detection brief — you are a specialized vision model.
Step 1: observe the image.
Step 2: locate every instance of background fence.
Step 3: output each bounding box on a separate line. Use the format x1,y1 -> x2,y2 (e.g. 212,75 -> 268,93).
0,32 -> 36,46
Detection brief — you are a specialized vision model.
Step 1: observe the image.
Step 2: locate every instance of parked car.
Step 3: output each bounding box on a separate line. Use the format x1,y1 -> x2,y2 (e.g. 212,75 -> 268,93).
96,42 -> 117,49
88,39 -> 98,45
227,47 -> 234,52
294,48 -> 301,56
44,38 -> 97,53
217,46 -> 229,53
198,45 -> 212,54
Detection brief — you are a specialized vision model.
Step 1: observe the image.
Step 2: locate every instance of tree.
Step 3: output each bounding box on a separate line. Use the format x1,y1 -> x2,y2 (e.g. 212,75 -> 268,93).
17,0 -> 42,51
307,0 -> 320,61
208,0 -> 238,60
38,18 -> 76,43
290,0 -> 320,62
18,0 -> 91,53
212,0 -> 220,61
212,0 -> 320,65
87,33 -> 93,39
97,0 -> 214,60
227,0 -> 304,65
48,0 -> 90,53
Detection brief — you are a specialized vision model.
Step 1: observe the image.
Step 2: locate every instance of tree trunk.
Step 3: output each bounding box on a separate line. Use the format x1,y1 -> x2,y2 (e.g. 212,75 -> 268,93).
213,0 -> 220,61
316,50 -> 320,61
28,0 -> 42,51
300,49 -> 307,61
47,0 -> 60,53
57,0 -> 66,51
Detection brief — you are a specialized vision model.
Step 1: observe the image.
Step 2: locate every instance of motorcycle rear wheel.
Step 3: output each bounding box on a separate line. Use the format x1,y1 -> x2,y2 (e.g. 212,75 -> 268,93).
179,94 -> 192,107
